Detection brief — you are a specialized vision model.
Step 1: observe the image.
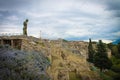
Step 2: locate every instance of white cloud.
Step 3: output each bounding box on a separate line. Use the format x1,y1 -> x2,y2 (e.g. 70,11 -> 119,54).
0,24 -> 22,34
6,15 -> 19,21
87,39 -> 112,43
112,31 -> 120,37
0,0 -> 119,41
102,39 -> 113,43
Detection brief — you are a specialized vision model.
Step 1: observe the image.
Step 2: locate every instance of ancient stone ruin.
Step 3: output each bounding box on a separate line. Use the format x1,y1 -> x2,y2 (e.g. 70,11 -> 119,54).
0,35 -> 28,50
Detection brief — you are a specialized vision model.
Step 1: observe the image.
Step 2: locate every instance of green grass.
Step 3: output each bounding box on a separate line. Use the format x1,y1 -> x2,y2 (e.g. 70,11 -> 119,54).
69,72 -> 82,80
99,71 -> 113,80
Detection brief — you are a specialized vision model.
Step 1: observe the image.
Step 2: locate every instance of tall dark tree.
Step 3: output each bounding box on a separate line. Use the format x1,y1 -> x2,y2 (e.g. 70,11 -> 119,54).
94,40 -> 112,72
87,38 -> 95,63
118,43 -> 120,52
117,43 -> 120,54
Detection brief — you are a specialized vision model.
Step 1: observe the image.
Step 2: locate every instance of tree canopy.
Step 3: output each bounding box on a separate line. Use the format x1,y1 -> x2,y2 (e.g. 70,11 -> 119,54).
94,40 -> 112,72
87,38 -> 95,63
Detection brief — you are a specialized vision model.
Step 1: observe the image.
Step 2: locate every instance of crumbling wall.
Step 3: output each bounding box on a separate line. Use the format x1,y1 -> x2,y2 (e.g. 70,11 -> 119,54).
0,36 -> 23,50
13,39 -> 22,49
3,39 -> 11,46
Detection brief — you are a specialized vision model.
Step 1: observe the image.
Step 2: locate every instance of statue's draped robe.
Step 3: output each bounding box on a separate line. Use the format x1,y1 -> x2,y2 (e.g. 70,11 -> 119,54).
23,21 -> 27,36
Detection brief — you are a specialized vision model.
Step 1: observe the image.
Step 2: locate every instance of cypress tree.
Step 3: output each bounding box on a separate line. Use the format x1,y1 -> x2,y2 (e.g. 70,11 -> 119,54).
87,38 -> 95,63
94,40 -> 112,72
117,43 -> 120,58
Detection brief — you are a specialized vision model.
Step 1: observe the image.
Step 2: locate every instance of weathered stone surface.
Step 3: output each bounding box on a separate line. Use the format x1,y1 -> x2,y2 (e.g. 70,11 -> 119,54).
0,48 -> 50,80
1,36 -> 110,80
46,40 -> 102,80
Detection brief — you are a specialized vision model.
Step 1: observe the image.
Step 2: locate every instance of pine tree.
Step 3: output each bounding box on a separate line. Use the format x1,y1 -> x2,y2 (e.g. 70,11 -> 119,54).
117,43 -> 120,58
94,40 -> 112,72
87,38 -> 95,63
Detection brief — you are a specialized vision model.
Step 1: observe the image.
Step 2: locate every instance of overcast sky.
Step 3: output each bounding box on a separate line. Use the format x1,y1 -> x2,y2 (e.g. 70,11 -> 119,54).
0,0 -> 120,43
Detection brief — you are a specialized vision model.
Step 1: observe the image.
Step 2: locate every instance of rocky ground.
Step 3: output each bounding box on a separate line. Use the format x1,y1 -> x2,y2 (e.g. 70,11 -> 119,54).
0,47 -> 50,80
46,40 -> 101,80
0,36 -> 103,80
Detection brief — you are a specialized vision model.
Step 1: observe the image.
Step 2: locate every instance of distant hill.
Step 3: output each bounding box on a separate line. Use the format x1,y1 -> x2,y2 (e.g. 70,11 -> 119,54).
112,38 -> 120,44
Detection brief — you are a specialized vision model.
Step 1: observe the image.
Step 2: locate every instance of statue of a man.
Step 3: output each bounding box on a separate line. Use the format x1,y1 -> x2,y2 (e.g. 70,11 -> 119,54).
23,19 -> 28,36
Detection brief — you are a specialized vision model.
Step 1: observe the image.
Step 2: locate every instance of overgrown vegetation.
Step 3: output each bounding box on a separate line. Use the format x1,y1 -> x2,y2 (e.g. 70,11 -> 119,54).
0,48 -> 50,80
88,39 -> 120,80
108,43 -> 120,80
94,40 -> 112,72
87,38 -> 95,63
69,71 -> 82,80
63,39 -> 68,42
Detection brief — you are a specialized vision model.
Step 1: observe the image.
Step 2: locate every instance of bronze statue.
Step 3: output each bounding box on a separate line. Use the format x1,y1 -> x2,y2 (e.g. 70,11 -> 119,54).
23,19 -> 28,36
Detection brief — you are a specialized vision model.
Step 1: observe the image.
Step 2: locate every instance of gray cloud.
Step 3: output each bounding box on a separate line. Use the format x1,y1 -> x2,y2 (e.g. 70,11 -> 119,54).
105,0 -> 120,18
0,0 -> 120,42
0,0 -> 33,10
106,0 -> 120,10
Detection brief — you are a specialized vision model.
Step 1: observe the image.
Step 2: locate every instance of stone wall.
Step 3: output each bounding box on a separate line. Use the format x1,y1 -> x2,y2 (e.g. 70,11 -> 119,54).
0,39 -> 22,49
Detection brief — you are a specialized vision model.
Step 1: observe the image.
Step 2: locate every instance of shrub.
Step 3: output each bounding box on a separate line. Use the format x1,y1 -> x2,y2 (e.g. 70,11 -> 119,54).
111,64 -> 120,73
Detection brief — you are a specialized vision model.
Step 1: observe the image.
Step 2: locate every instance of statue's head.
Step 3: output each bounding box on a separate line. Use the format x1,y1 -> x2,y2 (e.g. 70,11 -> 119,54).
26,19 -> 29,22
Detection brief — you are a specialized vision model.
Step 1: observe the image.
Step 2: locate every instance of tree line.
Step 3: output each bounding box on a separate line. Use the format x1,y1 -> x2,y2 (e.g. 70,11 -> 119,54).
87,39 -> 112,72
87,39 -> 120,80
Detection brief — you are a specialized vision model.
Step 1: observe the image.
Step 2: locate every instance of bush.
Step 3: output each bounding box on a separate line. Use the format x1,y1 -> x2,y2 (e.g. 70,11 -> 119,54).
111,64 -> 120,73
113,74 -> 120,80
99,72 -> 112,80
110,56 -> 120,65
104,70 -> 118,79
